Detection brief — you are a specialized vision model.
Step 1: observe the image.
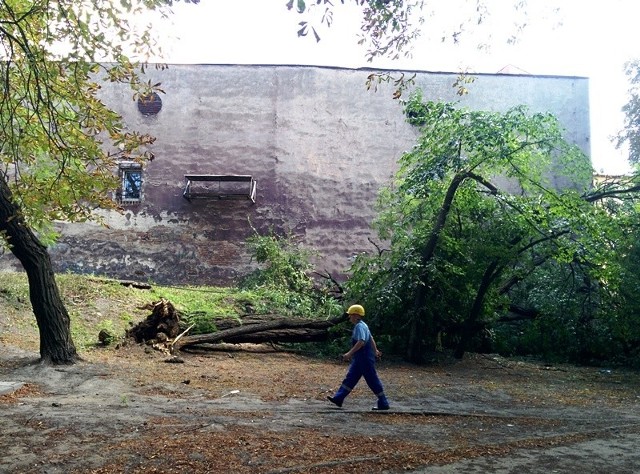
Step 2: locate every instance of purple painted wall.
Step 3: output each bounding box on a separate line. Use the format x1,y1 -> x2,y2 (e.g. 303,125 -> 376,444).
0,65 -> 591,285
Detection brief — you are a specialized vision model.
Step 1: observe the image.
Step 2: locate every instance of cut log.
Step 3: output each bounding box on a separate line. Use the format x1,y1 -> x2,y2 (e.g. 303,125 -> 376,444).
88,276 -> 152,289
175,313 -> 347,350
190,328 -> 329,345
188,314 -> 287,332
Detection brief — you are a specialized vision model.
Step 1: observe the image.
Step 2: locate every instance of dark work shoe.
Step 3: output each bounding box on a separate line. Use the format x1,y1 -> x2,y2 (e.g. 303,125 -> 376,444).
372,404 -> 390,411
327,396 -> 343,408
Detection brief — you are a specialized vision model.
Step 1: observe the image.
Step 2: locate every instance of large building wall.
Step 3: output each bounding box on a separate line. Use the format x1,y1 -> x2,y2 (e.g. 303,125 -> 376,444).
0,65 -> 591,285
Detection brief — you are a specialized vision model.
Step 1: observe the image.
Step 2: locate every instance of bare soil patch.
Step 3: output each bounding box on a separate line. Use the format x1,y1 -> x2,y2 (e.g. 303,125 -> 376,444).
2,337 -> 640,473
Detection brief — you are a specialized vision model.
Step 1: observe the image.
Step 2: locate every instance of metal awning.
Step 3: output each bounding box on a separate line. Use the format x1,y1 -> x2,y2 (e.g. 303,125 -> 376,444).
183,174 -> 257,203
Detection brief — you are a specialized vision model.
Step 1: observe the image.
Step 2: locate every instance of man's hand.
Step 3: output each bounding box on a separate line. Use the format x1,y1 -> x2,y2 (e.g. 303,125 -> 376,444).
342,340 -> 364,362
375,349 -> 382,360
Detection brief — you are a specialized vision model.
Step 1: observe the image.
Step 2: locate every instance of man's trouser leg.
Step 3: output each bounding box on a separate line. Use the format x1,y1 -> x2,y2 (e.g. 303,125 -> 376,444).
363,365 -> 389,409
329,362 -> 363,405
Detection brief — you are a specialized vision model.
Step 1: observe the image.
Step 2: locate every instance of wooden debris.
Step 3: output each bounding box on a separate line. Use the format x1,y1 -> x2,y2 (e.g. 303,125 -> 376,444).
128,299 -> 347,353
175,313 -> 346,351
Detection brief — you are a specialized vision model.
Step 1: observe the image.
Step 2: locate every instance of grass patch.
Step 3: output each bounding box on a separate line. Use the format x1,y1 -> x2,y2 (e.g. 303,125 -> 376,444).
0,271 -> 344,354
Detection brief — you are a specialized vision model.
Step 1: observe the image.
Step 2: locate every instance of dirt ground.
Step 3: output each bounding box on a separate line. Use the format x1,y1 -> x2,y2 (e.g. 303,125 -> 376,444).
2,335 -> 640,474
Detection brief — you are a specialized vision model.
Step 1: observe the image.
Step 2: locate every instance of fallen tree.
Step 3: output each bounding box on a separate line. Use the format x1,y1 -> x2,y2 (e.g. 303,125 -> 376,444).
176,315 -> 347,350
127,299 -> 347,353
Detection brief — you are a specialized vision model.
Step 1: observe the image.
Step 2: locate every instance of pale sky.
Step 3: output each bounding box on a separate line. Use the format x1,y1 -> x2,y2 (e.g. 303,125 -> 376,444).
145,0 -> 639,175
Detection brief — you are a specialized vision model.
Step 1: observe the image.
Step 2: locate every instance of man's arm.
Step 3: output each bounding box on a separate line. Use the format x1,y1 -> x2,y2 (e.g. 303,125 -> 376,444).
371,336 -> 382,359
343,340 -> 365,361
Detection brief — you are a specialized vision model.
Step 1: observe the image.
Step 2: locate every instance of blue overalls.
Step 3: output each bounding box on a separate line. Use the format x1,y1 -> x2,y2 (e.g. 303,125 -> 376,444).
330,320 -> 389,409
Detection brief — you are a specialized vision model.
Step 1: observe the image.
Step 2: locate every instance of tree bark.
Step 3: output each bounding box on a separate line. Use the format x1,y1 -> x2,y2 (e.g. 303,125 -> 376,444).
407,171 -> 469,362
176,313 -> 347,351
497,305 -> 539,322
187,328 -> 330,345
0,177 -> 77,364
454,259 -> 502,359
407,171 -> 505,362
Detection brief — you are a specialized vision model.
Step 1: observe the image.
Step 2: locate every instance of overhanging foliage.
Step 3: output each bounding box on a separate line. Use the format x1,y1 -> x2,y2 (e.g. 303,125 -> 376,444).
346,92 -> 640,365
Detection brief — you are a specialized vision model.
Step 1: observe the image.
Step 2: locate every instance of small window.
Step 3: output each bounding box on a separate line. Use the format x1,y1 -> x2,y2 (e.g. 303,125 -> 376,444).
123,169 -> 142,200
117,163 -> 143,204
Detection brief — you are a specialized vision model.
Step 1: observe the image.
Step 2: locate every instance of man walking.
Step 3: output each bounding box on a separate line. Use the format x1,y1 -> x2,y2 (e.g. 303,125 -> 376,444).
327,304 -> 390,410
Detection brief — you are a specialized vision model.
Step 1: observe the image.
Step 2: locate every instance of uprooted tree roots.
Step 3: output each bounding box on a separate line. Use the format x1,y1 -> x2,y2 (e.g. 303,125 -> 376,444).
127,299 -> 347,354
127,299 -> 181,344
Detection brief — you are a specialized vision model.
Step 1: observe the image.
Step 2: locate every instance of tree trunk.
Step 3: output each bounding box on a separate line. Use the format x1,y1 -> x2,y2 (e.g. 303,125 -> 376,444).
189,328 -> 331,345
454,260 -> 502,359
407,171 -> 469,362
0,177 -> 77,364
406,288 -> 427,363
407,171 -> 504,361
176,313 -> 347,351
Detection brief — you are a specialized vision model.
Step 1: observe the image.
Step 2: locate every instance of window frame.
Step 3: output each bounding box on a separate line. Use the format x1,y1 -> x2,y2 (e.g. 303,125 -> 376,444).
117,162 -> 143,205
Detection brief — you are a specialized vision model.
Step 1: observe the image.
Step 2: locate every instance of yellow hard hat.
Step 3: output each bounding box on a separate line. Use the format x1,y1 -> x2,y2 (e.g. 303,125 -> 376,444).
347,304 -> 365,317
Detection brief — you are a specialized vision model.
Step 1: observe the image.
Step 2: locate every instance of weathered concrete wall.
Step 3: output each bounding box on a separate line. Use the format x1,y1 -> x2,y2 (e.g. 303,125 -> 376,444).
0,65 -> 590,285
